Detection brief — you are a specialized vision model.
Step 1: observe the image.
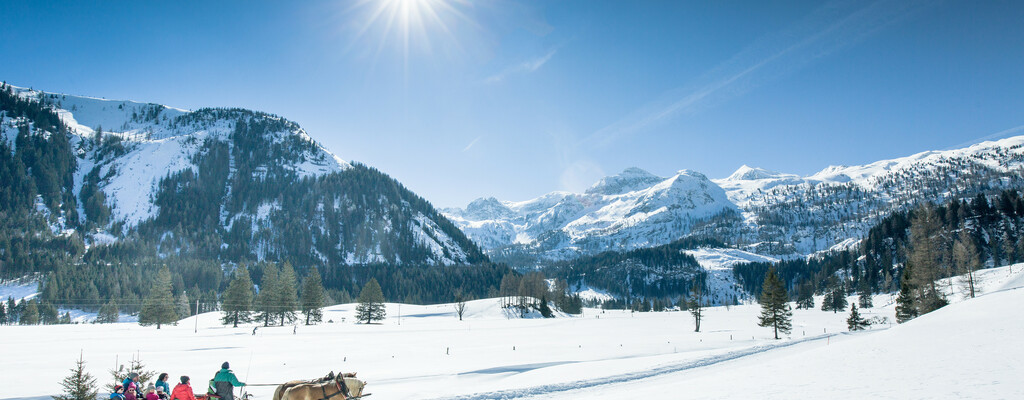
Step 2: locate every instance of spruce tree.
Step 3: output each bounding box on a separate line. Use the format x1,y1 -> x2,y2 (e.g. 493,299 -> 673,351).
830,286 -> 848,313
355,278 -> 386,324
300,267 -> 326,325
539,296 -> 553,318
175,292 -> 190,320
6,297 -> 17,324
54,352 -> 98,400
139,266 -> 177,329
757,268 -> 792,339
847,304 -> 868,331
22,300 -> 39,325
255,264 -> 280,327
221,266 -> 254,327
820,290 -> 833,312
0,301 -> 6,325
857,280 -> 873,308
895,266 -> 919,323
276,262 -> 299,326
96,300 -> 119,323
796,282 -> 814,309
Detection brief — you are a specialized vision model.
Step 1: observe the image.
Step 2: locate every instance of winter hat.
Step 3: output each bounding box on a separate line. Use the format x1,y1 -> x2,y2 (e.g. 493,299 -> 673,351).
156,387 -> 164,393
130,373 -> 140,379
180,376 -> 190,384
146,385 -> 156,393
222,362 -> 230,369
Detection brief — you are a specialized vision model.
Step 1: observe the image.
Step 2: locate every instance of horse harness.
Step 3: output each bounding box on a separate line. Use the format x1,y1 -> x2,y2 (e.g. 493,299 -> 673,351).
318,377 -> 349,400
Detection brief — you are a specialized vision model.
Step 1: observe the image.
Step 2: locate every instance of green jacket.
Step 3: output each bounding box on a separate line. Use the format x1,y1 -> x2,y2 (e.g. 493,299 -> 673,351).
213,369 -> 245,387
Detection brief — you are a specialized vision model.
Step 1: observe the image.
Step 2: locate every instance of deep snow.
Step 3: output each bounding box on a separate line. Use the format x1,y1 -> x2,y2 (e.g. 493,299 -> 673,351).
2,264 -> 1021,400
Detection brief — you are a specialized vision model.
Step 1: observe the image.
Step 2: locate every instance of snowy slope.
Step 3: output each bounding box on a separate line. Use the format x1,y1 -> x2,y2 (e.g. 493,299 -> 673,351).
532,264 -> 1024,400
4,265 -> 1020,400
444,168 -> 738,262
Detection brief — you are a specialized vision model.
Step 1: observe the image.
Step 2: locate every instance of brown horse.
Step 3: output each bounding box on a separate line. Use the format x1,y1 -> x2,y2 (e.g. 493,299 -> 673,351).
272,372 -> 338,400
278,374 -> 366,400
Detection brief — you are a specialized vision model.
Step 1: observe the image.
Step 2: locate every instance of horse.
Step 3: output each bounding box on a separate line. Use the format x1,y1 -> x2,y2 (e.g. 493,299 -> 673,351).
278,374 -> 366,400
272,372 -> 338,400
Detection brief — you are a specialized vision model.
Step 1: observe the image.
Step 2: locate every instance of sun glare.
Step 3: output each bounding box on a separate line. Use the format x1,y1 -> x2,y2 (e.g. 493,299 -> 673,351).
345,0 -> 474,71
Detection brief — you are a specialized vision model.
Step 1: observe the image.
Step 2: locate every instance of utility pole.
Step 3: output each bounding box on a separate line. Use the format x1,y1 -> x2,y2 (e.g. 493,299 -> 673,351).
194,299 -> 200,333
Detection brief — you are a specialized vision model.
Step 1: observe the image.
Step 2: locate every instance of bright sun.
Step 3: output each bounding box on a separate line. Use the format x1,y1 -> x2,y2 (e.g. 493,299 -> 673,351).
346,0 -> 472,66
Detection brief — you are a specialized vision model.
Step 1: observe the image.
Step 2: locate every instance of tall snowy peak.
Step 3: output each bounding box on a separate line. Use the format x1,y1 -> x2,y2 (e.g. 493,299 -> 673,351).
461,197 -> 515,220
585,167 -> 665,195
444,168 -> 738,263
723,165 -> 793,181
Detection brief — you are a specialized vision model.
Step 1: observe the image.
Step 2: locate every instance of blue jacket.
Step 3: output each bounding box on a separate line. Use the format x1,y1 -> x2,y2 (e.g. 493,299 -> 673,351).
155,381 -> 171,394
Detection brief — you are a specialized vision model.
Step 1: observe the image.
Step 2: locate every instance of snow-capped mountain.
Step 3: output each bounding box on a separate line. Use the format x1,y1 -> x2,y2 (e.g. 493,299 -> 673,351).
444,168 -> 738,264
0,84 -> 486,267
448,136 -> 1024,266
708,136 -> 1024,255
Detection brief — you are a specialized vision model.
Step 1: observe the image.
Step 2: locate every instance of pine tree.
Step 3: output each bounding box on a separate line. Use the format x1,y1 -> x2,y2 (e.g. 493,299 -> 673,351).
847,304 -> 869,331
0,301 -> 5,325
6,297 -> 17,324
796,282 -> 814,309
175,292 -> 190,320
857,280 -> 873,308
276,262 -> 299,326
688,283 -> 704,332
300,267 -> 326,325
96,300 -> 119,324
255,264 -> 280,327
895,266 -> 919,323
40,302 -> 60,324
355,278 -> 386,324
539,295 -> 553,318
829,286 -> 848,313
757,268 -> 792,339
820,290 -> 833,312
221,266 -> 254,327
139,266 -> 177,329
22,300 -> 39,325
54,352 -> 98,400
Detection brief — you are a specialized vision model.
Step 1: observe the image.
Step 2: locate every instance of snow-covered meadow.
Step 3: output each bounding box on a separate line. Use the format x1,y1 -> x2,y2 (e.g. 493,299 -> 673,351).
2,265 -> 1022,400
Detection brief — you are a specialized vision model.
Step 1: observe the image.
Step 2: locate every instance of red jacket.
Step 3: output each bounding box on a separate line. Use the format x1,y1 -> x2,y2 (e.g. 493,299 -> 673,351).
171,383 -> 198,400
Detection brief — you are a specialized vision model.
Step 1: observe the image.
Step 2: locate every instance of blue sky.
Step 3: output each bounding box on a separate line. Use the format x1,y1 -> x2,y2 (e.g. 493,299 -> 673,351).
2,0 -> 1023,207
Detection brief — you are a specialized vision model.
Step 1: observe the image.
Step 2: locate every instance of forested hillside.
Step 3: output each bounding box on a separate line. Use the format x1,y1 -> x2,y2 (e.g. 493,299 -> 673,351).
733,190 -> 1024,309
0,83 -> 500,314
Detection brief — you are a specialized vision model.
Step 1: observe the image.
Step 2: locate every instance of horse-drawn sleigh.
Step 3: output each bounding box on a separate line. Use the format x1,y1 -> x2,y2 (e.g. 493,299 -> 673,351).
269,372 -> 369,400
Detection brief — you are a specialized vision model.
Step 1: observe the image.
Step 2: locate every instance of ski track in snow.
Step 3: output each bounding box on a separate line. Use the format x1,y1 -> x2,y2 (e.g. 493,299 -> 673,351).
426,333 -> 839,400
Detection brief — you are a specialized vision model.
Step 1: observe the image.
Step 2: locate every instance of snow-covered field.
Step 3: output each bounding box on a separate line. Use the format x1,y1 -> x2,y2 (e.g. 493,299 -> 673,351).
2,265 -> 1022,400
